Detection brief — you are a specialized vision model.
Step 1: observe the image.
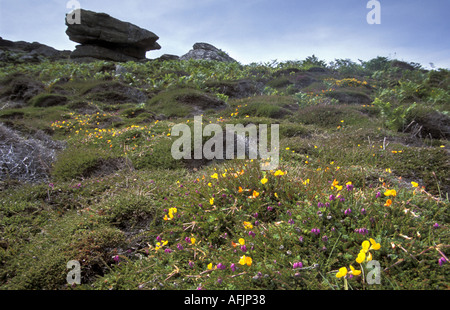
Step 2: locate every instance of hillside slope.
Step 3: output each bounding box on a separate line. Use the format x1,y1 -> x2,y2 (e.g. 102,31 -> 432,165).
0,55 -> 449,290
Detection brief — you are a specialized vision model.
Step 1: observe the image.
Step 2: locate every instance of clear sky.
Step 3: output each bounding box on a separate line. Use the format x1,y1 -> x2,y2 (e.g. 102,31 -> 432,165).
0,0 -> 449,68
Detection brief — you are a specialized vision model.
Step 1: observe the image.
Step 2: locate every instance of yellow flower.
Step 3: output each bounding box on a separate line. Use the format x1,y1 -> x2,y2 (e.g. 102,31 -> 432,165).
358,239 -> 380,263
369,238 -> 381,250
210,197 -> 214,205
336,267 -> 348,278
361,240 -> 370,252
274,170 -> 285,176
239,255 -> 252,266
243,221 -> 253,230
238,238 -> 245,245
261,177 -> 268,185
302,179 -> 310,185
384,199 -> 392,207
191,238 -> 196,245
248,190 -> 260,199
208,182 -> 212,187
335,185 -> 343,191
211,173 -> 218,179
164,208 -> 177,221
384,189 -> 397,197
331,179 -> 339,188
356,251 -> 366,264
411,182 -> 418,188
207,263 -> 213,270
349,265 -> 361,276
155,240 -> 168,251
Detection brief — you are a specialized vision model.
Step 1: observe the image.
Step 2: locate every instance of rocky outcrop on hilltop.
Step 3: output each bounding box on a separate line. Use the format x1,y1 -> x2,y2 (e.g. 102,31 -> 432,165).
0,37 -> 70,62
65,9 -> 161,62
180,43 -> 236,62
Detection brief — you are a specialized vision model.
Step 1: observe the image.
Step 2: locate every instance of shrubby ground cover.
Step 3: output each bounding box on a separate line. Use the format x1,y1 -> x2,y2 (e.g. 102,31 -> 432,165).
0,56 -> 448,290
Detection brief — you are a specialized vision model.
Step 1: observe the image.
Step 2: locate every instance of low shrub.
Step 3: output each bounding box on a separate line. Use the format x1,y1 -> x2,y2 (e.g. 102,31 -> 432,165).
51,145 -> 115,181
132,137 -> 183,170
146,88 -> 226,118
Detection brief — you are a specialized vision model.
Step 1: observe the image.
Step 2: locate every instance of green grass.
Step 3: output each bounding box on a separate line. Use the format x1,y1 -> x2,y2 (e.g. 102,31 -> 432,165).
0,57 -> 448,291
146,87 -> 224,118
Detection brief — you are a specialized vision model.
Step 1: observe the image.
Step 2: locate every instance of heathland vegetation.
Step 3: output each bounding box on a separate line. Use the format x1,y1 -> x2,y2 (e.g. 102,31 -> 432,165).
0,54 -> 448,289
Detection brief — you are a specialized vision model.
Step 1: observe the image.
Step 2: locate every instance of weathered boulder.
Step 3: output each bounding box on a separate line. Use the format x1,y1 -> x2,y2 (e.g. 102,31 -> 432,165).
65,9 -> 161,61
180,42 -> 236,62
156,54 -> 180,61
70,44 -> 141,62
0,37 -> 70,61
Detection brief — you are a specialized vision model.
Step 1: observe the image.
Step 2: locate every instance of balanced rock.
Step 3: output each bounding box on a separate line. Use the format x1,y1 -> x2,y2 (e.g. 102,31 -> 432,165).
65,9 -> 161,62
180,42 -> 236,62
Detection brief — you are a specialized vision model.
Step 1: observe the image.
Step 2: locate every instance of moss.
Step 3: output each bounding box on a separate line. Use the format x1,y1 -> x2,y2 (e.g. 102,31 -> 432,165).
228,95 -> 298,119
60,79 -> 108,95
132,137 -> 183,170
279,122 -> 310,138
294,105 -> 371,128
120,107 -> 148,119
0,73 -> 44,102
0,109 -> 25,119
104,193 -> 163,230
29,93 -> 68,107
324,88 -> 372,104
267,76 -> 292,89
51,145 -> 116,181
146,88 -> 225,118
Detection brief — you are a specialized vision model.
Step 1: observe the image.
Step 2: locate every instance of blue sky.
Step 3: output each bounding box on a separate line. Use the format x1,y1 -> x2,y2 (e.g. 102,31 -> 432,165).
0,0 -> 449,68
